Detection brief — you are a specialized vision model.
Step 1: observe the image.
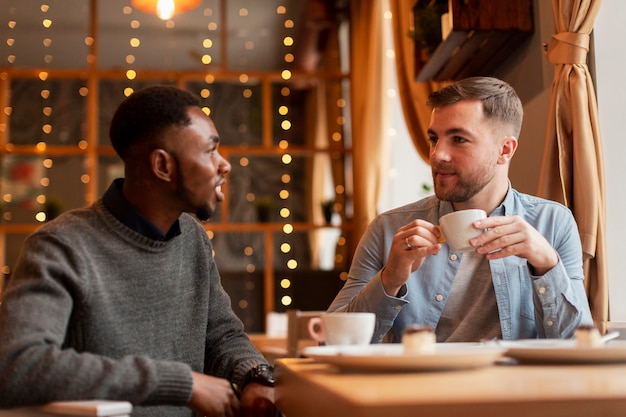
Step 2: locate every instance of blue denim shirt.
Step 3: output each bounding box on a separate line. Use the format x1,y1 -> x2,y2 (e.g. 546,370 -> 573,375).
328,187 -> 594,342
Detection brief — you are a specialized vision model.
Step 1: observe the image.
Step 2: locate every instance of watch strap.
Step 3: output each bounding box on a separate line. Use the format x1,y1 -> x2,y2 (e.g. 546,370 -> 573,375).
232,364 -> 275,398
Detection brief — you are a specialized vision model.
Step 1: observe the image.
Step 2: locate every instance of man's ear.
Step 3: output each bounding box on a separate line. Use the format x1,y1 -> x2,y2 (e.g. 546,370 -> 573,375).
150,148 -> 174,182
498,136 -> 518,164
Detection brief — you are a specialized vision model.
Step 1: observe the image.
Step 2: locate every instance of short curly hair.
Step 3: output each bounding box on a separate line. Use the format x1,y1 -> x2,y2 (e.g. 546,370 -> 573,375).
427,77 -> 523,138
109,85 -> 201,159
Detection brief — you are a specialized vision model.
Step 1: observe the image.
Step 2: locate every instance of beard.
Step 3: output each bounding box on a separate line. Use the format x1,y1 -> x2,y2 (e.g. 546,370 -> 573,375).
173,157 -> 214,221
432,159 -> 497,203
193,200 -> 213,222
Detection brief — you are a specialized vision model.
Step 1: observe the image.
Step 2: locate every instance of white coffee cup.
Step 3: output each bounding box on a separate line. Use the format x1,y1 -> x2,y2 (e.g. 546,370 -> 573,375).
439,209 -> 487,253
307,312 -> 375,346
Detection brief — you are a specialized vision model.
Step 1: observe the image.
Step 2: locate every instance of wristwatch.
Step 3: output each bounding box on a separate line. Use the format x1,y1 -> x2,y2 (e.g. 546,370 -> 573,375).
232,364 -> 275,398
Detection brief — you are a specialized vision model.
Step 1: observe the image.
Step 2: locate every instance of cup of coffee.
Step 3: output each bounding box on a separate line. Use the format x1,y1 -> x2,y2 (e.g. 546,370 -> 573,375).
439,209 -> 487,253
307,312 -> 375,346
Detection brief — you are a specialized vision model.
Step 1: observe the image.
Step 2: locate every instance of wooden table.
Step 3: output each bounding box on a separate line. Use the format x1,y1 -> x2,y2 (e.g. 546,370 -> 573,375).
248,333 -> 287,352
275,358 -> 626,417
248,333 -> 289,364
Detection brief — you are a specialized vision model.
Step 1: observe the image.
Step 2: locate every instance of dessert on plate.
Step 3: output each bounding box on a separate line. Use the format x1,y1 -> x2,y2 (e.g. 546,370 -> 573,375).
402,324 -> 436,353
575,324 -> 603,348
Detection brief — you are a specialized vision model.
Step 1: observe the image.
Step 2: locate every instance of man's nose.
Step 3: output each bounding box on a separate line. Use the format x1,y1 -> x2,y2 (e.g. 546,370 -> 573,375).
219,154 -> 232,174
430,141 -> 450,162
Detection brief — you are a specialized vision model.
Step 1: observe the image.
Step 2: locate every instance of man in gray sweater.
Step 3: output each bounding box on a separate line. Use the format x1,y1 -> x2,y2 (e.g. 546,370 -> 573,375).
0,86 -> 278,417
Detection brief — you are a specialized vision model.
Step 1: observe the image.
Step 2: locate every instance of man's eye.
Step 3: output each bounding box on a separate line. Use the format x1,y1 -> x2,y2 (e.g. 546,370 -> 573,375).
428,136 -> 438,144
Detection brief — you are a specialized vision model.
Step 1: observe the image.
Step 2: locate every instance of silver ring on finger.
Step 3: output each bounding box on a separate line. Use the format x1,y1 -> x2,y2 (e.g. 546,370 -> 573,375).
405,236 -> 412,250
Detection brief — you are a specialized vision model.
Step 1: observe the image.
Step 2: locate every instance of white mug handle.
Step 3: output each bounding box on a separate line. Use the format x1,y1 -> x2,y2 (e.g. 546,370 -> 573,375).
307,317 -> 325,342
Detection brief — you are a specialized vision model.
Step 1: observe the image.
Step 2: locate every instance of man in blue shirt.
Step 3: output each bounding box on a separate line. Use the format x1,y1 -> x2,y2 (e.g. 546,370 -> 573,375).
328,77 -> 594,343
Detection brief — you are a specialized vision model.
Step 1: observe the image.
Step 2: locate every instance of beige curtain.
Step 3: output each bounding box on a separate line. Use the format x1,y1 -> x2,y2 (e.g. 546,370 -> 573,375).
538,0 -> 607,332
389,0 -> 447,163
350,0 -> 448,246
350,0 -> 386,244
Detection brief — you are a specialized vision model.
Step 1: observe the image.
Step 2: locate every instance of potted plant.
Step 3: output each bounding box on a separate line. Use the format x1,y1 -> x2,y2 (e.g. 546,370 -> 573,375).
321,200 -> 335,224
411,0 -> 449,59
254,196 -> 274,223
44,198 -> 64,221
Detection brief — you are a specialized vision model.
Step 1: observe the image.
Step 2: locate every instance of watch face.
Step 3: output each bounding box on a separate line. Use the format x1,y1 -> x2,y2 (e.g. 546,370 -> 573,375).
253,364 -> 275,385
233,364 -> 275,398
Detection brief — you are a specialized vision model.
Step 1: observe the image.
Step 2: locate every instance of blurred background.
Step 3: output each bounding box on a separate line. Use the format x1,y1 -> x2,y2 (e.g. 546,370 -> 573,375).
0,0 -> 353,331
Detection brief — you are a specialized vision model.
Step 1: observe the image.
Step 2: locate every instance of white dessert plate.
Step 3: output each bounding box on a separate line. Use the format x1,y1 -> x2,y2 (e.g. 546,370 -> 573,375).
501,339 -> 626,364
302,343 -> 505,372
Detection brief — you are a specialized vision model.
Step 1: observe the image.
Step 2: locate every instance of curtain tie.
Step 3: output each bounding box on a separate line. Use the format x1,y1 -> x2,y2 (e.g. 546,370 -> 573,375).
545,32 -> 589,64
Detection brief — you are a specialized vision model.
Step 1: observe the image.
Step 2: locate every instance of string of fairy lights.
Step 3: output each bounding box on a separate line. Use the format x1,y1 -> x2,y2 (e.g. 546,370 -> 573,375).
228,5 -> 300,310
120,3 -> 303,310
277,5 -> 296,308
2,3 -> 64,225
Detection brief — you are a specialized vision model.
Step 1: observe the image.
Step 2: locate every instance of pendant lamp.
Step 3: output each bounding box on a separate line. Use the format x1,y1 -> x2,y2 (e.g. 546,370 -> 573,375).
131,0 -> 201,20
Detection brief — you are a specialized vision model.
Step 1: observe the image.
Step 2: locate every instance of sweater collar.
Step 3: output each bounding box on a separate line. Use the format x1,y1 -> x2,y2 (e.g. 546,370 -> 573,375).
102,178 -> 181,241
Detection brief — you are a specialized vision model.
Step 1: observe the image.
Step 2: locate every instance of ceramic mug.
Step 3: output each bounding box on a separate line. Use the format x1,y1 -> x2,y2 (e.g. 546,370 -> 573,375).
439,209 -> 487,252
307,312 -> 375,346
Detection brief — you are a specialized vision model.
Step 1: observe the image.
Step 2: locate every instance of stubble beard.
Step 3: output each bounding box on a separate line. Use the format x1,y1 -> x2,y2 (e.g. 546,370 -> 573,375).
174,162 -> 214,222
194,201 -> 213,222
432,161 -> 496,203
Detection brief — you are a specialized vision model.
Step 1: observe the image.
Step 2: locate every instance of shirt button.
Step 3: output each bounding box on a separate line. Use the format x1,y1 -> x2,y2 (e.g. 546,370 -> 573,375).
449,254 -> 458,261
538,287 -> 546,294
436,294 -> 444,302
394,305 -> 402,310
546,320 -> 554,327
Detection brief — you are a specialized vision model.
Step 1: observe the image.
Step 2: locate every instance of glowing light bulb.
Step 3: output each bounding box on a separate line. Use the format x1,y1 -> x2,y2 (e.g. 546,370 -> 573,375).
157,0 -> 175,20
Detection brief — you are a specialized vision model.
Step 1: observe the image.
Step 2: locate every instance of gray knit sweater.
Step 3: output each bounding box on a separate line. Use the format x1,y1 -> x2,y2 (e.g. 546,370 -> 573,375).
0,200 -> 267,416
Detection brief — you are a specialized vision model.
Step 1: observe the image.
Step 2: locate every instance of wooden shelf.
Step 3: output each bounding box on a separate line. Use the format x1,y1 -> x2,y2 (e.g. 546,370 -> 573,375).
414,0 -> 534,82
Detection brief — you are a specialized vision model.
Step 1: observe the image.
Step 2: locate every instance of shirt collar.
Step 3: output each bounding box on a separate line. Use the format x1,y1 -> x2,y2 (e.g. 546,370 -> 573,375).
492,181 -> 514,216
102,178 -> 181,241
